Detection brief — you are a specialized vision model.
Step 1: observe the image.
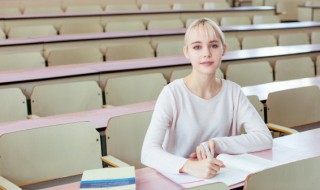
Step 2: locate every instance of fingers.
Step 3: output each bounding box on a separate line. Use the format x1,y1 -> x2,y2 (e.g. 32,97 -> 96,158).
189,152 -> 197,160
196,145 -> 207,160
207,140 -> 215,157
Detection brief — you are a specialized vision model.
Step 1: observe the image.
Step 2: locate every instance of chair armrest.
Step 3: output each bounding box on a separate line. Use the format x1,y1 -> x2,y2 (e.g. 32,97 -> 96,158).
267,123 -> 299,135
0,176 -> 22,190
27,114 -> 40,119
101,155 -> 130,167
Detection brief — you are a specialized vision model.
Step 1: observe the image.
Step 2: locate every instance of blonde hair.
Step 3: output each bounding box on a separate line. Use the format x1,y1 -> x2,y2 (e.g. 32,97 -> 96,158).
184,18 -> 225,46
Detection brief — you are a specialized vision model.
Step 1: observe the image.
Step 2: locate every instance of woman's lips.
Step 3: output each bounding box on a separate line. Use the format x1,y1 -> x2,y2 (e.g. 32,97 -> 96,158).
200,61 -> 214,66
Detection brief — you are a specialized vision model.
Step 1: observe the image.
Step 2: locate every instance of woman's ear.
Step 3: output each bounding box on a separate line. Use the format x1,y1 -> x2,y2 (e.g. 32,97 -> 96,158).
222,44 -> 227,56
183,46 -> 189,59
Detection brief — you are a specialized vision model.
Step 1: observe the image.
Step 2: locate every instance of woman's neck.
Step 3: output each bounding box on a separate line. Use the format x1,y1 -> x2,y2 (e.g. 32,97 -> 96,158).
183,73 -> 221,100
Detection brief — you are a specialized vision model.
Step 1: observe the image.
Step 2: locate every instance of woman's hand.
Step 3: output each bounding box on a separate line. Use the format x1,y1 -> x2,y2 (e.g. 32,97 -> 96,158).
189,140 -> 216,160
180,158 -> 225,179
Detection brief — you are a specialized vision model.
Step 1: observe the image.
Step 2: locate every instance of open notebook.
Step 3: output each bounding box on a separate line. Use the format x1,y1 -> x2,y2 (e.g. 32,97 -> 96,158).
161,153 -> 277,188
80,166 -> 136,190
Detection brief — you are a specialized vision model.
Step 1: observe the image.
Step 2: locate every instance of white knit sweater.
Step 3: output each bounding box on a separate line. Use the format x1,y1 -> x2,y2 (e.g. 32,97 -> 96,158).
141,79 -> 272,174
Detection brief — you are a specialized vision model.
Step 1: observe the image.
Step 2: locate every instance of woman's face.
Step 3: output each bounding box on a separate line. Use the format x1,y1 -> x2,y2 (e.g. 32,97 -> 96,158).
184,25 -> 226,77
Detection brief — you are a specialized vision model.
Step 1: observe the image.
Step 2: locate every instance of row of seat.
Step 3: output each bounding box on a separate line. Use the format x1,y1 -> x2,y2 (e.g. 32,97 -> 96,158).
0,15 -> 281,39
0,1 -> 234,16
1,59 -> 319,124
1,33 -> 319,71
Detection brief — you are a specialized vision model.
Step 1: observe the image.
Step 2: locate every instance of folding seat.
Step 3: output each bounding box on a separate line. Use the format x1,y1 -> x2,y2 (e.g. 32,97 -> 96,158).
204,2 -> 230,9
106,43 -> 154,61
105,4 -> 139,12
156,40 -> 184,57
274,57 -> 315,81
147,19 -> 184,30
220,16 -> 251,27
105,21 -> 145,32
59,23 -> 103,35
104,73 -> 167,106
225,37 -> 241,51
140,3 -> 171,11
47,47 -> 103,66
30,81 -> 103,116
242,35 -> 277,49
0,52 -> 45,71
8,25 -> 57,39
252,15 -> 280,24
226,61 -> 273,86
0,88 -> 28,123
278,32 -> 309,46
172,3 -> 203,10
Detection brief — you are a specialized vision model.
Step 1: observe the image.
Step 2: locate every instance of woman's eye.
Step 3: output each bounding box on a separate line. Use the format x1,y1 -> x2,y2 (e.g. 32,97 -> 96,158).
211,44 -> 219,48
193,45 -> 201,50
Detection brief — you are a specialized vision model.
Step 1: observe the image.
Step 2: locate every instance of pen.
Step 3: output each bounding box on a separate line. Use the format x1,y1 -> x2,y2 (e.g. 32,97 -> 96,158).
201,142 -> 213,159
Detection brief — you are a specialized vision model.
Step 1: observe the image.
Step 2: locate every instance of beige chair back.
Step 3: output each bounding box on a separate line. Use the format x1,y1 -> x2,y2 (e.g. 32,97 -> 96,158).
252,15 -> 280,24
24,7 -> 63,15
105,111 -> 153,168
204,2 -> 230,9
220,16 -> 251,27
48,47 -> 103,66
156,40 -> 184,57
0,28 -> 6,40
225,37 -> 241,51
173,3 -> 202,10
245,156 -> 320,190
0,8 -> 21,16
0,121 -> 102,186
0,88 -> 28,123
187,182 -> 229,190
147,19 -> 184,30
267,85 -> 320,128
311,31 -> 320,44
242,35 -> 277,49
317,55 -> 320,75
0,52 -> 45,71
141,3 -> 171,11
105,21 -> 145,32
105,73 -> 166,106
59,23 -> 103,35
8,25 -> 57,39
247,95 -> 264,120
278,32 -> 310,46
106,43 -> 154,61
65,5 -> 103,13
274,57 -> 315,81
226,61 -> 273,86
106,4 -> 139,11
31,81 -> 103,117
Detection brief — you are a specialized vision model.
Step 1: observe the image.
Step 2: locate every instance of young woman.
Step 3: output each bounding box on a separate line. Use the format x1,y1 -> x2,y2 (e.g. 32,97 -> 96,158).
141,18 -> 272,179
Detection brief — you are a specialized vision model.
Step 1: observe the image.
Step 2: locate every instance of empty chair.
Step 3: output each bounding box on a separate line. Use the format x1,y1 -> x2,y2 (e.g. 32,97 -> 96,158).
172,3 -> 202,10
0,52 -> 45,71
147,19 -> 184,30
106,43 -> 154,61
247,95 -> 264,121
59,23 -> 103,35
0,88 -> 28,123
245,156 -> 320,190
278,32 -> 310,46
65,5 -> 103,13
30,81 -> 103,117
186,17 -> 218,28
170,68 -> 224,82
266,85 -> 320,130
140,3 -> 171,11
204,2 -> 230,9
47,47 -> 103,66
105,21 -> 145,32
226,61 -> 273,86
104,73 -> 166,106
220,16 -> 251,27
0,121 -> 102,186
0,8 -> 21,16
253,15 -> 280,24
225,37 -> 241,51
23,7 -> 63,15
311,31 -> 320,44
274,57 -> 315,81
242,35 -> 277,49
102,111 -> 153,168
156,40 -> 184,57
8,25 -> 57,39
105,4 -> 139,11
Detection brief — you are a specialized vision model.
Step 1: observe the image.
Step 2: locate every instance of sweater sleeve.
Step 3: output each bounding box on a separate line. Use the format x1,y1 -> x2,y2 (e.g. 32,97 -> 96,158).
212,85 -> 273,154
141,86 -> 188,174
